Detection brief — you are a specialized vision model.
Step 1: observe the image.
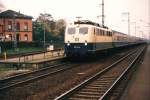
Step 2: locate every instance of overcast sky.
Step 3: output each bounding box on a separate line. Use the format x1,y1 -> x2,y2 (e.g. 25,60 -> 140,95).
0,0 -> 150,38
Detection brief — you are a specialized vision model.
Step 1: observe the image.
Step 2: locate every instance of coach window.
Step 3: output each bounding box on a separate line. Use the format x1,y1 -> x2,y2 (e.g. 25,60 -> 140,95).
79,27 -> 88,34
110,32 -> 112,36
105,31 -> 107,36
68,27 -> 75,34
107,32 -> 109,36
98,29 -> 100,35
98,29 -> 101,35
102,31 -> 104,36
99,30 -> 101,35
108,32 -> 111,36
102,31 -> 105,36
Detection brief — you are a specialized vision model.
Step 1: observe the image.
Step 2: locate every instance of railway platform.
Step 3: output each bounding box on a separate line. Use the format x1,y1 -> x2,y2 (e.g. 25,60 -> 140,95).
121,45 -> 150,100
0,50 -> 64,63
0,50 -> 65,79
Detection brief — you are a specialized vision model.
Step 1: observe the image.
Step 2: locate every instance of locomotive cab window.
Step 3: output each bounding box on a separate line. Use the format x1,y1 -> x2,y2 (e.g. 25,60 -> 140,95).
68,27 -> 75,34
79,27 -> 88,34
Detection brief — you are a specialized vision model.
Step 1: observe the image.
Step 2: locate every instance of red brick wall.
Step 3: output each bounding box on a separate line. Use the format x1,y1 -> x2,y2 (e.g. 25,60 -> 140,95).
0,18 -> 32,41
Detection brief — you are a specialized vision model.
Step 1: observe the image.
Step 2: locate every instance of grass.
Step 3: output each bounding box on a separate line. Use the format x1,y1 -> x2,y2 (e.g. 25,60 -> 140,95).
2,47 -> 45,56
0,66 -> 16,73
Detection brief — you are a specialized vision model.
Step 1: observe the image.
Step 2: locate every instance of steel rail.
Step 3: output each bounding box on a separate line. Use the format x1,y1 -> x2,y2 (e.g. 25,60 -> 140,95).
99,46 -> 145,100
0,62 -> 68,82
54,46 -> 145,100
0,62 -> 78,91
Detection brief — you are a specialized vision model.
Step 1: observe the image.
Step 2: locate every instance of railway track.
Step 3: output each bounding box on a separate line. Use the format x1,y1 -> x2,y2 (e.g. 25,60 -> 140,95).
0,50 -> 125,92
55,46 -> 145,100
0,61 -> 79,91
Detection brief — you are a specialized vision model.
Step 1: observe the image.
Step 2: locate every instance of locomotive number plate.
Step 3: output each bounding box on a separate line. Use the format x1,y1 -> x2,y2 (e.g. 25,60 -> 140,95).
74,46 -> 80,48
75,38 -> 79,41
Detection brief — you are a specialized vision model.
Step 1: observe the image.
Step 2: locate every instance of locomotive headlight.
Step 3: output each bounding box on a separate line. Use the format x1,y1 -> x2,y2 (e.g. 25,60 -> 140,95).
85,40 -> 87,46
67,43 -> 70,46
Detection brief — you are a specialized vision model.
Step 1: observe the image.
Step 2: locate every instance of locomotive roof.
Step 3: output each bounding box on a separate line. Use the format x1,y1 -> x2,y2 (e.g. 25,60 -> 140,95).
74,20 -> 108,29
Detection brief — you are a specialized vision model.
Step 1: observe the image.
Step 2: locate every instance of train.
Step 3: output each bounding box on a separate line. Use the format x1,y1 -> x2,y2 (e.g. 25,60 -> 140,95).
64,20 -> 145,57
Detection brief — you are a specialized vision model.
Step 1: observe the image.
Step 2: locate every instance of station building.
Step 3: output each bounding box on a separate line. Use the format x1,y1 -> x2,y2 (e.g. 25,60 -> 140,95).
0,10 -> 33,42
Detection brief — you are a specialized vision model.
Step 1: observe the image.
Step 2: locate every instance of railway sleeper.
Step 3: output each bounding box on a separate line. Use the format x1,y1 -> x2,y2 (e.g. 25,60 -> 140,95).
70,94 -> 101,99
78,91 -> 105,95
86,85 -> 108,89
90,82 -> 112,85
68,97 -> 97,100
82,88 -> 106,92
93,80 -> 113,83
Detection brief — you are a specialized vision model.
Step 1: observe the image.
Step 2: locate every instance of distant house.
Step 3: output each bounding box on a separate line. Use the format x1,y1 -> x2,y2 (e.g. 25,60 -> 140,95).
0,10 -> 33,42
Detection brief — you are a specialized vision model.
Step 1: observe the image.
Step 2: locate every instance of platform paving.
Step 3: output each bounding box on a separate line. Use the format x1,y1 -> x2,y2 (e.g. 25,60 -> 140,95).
120,45 -> 150,100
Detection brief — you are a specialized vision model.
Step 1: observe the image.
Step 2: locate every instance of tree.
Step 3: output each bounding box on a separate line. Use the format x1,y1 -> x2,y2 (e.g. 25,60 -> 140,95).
32,13 -> 66,43
53,19 -> 66,40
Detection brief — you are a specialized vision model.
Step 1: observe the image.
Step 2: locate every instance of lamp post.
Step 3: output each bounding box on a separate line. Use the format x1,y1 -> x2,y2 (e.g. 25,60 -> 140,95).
40,13 -> 46,49
13,14 -> 17,51
122,12 -> 130,35
101,0 -> 104,27
43,17 -> 46,49
40,13 -> 52,50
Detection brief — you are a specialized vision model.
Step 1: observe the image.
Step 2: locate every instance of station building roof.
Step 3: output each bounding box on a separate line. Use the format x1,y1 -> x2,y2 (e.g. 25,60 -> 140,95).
0,10 -> 32,19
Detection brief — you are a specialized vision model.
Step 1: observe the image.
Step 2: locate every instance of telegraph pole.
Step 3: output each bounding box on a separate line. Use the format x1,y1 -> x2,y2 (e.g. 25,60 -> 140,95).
127,12 -> 130,36
44,15 -> 46,49
131,22 -> 137,37
149,0 -> 150,40
13,14 -> 17,51
122,12 -> 130,35
135,22 -> 137,37
102,0 -> 104,27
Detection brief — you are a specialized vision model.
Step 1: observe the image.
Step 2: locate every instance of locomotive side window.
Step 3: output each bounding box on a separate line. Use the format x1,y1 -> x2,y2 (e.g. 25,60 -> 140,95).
68,27 -> 75,34
96,28 -> 99,35
79,27 -> 88,34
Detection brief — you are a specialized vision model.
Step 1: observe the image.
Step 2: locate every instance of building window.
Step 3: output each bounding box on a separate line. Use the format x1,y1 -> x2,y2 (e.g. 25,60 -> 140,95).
24,34 -> 28,41
9,34 -> 12,41
8,21 -> 12,30
16,34 -> 20,41
24,22 -> 28,31
16,22 -> 20,31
